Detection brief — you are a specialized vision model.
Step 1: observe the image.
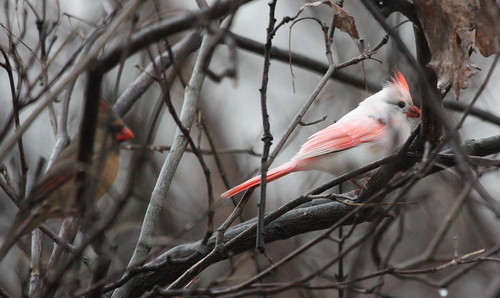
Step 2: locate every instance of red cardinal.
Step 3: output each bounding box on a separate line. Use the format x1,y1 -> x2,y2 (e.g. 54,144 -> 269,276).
0,103 -> 134,260
221,71 -> 420,198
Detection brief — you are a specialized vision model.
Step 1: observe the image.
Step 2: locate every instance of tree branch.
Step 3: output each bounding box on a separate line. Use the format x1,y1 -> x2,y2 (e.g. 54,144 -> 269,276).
229,32 -> 380,92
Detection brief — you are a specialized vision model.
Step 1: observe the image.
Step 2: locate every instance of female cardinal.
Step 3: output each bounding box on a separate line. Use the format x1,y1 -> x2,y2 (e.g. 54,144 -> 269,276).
221,71 -> 420,199
0,102 -> 134,260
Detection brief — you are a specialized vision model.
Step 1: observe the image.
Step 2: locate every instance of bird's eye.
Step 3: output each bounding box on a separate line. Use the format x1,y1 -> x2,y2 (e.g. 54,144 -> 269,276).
396,101 -> 406,108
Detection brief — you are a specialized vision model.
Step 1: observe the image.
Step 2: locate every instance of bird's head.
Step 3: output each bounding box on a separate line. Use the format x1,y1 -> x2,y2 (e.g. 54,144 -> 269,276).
382,70 -> 421,119
99,101 -> 135,144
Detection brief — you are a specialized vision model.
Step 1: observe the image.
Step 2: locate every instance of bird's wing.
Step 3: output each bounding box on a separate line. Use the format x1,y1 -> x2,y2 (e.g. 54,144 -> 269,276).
292,116 -> 386,160
3,159 -> 81,241
23,159 -> 80,208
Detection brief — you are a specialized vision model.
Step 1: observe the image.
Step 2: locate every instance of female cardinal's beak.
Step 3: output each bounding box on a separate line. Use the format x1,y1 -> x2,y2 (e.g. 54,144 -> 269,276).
406,105 -> 421,118
116,127 -> 135,142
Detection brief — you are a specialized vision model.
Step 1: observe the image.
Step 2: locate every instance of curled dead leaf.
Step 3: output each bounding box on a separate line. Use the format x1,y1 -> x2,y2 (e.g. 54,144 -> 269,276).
475,0 -> 500,56
299,1 -> 360,40
415,0 -> 498,98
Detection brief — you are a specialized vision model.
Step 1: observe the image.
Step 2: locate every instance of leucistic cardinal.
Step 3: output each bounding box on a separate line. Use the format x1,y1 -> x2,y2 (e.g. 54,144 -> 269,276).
0,102 -> 135,260
221,71 -> 420,199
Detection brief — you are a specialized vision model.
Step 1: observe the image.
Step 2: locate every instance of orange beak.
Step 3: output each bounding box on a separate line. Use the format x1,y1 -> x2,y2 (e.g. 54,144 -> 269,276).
406,105 -> 421,118
116,127 -> 135,142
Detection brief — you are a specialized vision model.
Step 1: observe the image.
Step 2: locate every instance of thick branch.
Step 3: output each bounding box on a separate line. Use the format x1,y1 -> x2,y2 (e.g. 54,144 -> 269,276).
114,32 -> 202,116
97,0 -> 253,73
443,100 -> 500,127
230,33 -> 380,92
106,200 -> 375,296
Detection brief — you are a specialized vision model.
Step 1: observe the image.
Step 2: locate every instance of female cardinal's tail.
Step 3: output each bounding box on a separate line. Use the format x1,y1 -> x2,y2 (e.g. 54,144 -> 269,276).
221,161 -> 298,198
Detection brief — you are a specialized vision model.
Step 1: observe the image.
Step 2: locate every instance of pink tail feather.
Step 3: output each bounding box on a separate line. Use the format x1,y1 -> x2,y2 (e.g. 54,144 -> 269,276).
221,161 -> 297,198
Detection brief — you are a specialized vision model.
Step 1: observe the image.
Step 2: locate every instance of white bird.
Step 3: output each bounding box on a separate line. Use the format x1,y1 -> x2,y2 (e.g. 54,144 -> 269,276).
221,71 -> 420,199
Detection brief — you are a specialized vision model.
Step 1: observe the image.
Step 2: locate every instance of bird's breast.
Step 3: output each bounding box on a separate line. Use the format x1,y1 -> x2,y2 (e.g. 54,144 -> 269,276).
92,151 -> 120,200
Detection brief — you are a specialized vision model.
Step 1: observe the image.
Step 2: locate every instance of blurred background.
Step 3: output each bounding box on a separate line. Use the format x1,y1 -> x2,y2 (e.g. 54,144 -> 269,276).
0,0 -> 499,297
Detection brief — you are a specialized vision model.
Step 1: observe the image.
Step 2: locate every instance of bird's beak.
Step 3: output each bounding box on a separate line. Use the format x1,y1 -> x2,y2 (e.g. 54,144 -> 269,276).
116,127 -> 135,142
406,105 -> 421,118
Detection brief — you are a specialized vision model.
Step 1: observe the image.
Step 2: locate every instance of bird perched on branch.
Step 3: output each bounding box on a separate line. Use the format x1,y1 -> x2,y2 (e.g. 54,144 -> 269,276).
0,102 -> 135,260
221,70 -> 420,199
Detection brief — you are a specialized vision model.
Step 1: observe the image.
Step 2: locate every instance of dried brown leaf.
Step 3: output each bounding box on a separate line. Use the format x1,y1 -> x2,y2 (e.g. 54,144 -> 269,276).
475,0 -> 500,56
415,0 -> 481,98
299,1 -> 360,40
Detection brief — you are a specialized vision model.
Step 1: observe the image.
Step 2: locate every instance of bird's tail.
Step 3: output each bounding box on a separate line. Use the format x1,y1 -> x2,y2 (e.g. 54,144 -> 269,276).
221,161 -> 297,198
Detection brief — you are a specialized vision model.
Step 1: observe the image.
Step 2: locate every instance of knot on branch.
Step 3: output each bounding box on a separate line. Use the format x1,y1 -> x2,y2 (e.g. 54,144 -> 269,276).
261,133 -> 273,143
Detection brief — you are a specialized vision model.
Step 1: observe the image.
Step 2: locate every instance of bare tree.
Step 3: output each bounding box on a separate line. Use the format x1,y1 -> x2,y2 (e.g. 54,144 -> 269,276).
0,0 -> 499,297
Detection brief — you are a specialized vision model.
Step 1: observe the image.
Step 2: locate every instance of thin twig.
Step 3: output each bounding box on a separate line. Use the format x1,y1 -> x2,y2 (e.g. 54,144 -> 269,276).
455,54 -> 499,130
396,183 -> 473,269
256,0 -> 278,252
